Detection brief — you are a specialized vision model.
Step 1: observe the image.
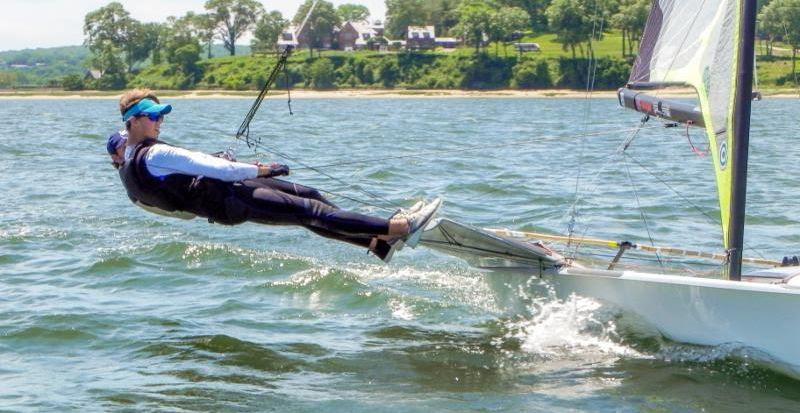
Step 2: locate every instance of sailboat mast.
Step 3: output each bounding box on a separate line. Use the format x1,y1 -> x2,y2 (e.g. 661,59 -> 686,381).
728,0 -> 759,281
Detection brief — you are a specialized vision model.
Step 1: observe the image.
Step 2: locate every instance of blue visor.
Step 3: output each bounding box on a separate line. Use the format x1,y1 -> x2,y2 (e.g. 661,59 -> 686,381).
122,98 -> 172,122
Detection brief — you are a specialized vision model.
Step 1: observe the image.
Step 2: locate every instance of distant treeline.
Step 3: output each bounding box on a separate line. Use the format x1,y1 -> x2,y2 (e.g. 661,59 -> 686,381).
123,53 -> 630,91
2,0 -> 800,90
63,0 -> 650,89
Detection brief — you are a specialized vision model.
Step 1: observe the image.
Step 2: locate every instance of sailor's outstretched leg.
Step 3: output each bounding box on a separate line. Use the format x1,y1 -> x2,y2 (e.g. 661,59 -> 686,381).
303,226 -> 395,261
232,182 -> 407,236
248,177 -> 337,208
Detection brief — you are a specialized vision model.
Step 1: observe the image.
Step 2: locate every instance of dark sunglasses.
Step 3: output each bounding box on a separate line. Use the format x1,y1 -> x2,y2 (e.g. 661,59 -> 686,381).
135,113 -> 164,122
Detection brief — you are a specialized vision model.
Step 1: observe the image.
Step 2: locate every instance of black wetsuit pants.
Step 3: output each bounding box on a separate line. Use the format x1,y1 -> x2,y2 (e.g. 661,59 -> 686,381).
219,178 -> 392,251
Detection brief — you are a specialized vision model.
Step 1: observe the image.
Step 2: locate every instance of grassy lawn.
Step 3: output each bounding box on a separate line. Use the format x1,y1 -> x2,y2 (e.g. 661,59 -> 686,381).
519,31 -> 627,58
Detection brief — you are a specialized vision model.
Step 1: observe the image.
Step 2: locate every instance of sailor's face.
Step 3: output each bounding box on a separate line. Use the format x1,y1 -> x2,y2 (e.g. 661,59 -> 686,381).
110,145 -> 125,168
130,114 -> 163,139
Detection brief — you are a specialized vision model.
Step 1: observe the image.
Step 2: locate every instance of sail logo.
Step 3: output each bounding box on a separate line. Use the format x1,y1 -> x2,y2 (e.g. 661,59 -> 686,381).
719,141 -> 728,169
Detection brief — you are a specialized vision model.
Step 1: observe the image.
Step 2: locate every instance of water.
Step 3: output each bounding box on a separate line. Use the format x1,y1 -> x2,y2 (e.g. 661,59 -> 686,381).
1,97 -> 799,411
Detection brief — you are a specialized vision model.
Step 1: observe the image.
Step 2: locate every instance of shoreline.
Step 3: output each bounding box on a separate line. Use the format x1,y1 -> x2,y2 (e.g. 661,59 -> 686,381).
0,88 -> 798,100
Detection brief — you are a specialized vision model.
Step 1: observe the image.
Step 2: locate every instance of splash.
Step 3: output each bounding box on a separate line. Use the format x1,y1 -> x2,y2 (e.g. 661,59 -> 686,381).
502,281 -> 641,359
346,262 -> 502,314
386,298 -> 415,320
655,341 -> 800,380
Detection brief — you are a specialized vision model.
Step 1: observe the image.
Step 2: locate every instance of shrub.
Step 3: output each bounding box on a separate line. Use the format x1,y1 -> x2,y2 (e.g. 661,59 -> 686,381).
375,58 -> 400,87
61,74 -> 85,91
93,72 -> 128,90
461,54 -> 515,89
511,59 -> 552,88
304,58 -> 336,89
554,57 -> 630,89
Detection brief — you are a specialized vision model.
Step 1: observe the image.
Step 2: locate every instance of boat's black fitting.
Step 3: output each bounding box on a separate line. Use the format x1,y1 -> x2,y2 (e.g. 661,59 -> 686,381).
781,256 -> 800,267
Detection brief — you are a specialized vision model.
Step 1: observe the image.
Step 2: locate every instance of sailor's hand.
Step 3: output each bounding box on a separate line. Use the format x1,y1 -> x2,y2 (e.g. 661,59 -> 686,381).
257,163 -> 290,177
268,163 -> 290,177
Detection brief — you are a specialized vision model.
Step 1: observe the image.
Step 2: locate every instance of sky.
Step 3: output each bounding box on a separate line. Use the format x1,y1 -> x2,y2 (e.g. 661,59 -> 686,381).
0,0 -> 387,52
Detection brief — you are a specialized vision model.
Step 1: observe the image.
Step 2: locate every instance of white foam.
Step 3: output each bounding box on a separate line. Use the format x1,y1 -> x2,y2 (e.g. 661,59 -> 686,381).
389,298 -> 415,320
345,263 -> 501,313
505,290 -> 642,359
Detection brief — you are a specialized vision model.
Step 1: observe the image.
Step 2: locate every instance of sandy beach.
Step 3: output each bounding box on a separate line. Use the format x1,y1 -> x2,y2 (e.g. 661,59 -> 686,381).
0,88 -> 623,100
0,88 -> 797,100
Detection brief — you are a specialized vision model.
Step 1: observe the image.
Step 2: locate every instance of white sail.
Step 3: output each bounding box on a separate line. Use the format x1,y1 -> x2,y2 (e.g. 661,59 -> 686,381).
627,0 -> 744,249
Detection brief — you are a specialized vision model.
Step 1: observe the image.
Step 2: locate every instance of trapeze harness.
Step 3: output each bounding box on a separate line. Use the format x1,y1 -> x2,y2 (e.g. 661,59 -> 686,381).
119,139 -> 242,224
118,139 -> 392,245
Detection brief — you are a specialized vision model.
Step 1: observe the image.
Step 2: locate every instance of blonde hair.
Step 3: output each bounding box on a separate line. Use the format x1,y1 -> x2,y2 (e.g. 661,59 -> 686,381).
119,89 -> 160,116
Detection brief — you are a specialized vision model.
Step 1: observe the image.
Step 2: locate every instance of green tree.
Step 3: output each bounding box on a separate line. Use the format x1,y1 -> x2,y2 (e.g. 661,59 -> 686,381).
61,74 -> 85,90
252,11 -> 287,54
293,0 -> 341,56
0,72 -> 20,88
500,0 -> 551,31
489,6 -> 530,56
610,0 -> 648,57
428,0 -> 461,36
304,58 -> 336,89
511,58 -> 551,88
191,13 -> 218,58
760,0 -> 800,75
545,0 -> 597,58
163,15 -> 203,88
87,43 -> 128,89
125,21 -> 161,71
386,0 -> 428,39
140,22 -> 167,65
205,0 -> 264,56
84,2 -> 150,73
453,0 -> 495,53
337,4 -> 370,22
83,2 -> 130,50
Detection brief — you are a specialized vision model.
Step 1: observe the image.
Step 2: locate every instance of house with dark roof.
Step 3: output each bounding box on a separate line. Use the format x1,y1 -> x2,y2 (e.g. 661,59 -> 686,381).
338,21 -> 386,51
407,26 -> 436,50
278,24 -> 333,50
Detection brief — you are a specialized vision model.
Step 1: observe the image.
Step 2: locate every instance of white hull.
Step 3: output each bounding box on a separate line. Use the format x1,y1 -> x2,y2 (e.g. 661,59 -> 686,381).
543,267 -> 800,376
422,219 -> 800,376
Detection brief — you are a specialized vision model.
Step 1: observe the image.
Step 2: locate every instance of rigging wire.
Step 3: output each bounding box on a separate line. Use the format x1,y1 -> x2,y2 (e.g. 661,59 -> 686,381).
233,135 -> 401,211
232,0 -> 318,146
623,154 -> 665,270
240,123 -> 662,213
234,46 -> 293,145
624,152 -> 769,260
565,115 -> 652,259
568,2 -> 605,247
278,124 -> 667,171
225,0 -> 405,211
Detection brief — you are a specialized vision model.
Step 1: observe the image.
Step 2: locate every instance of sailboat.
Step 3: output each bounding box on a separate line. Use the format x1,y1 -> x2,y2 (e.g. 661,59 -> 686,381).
420,0 -> 800,377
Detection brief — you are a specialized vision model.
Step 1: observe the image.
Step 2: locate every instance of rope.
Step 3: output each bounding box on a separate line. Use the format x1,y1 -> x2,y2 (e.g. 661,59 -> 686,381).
568,4 -> 605,247
623,154 -> 664,270
281,124 -> 667,171
624,152 -> 769,261
233,135 -> 401,211
684,121 -> 707,157
235,46 -> 293,144
565,115 -> 652,258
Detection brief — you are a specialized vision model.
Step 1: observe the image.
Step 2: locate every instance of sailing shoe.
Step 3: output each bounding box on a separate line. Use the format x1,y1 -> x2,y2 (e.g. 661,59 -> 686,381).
403,198 -> 442,248
391,200 -> 425,219
384,200 -> 426,259
370,239 -> 393,262
379,238 -> 404,263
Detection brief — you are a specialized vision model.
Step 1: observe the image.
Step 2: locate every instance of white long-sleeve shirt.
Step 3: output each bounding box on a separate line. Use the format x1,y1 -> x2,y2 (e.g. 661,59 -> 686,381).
125,143 -> 258,182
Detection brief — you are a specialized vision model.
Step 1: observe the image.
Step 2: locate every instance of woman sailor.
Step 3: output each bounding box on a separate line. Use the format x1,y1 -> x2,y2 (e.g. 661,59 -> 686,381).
113,89 -> 439,262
